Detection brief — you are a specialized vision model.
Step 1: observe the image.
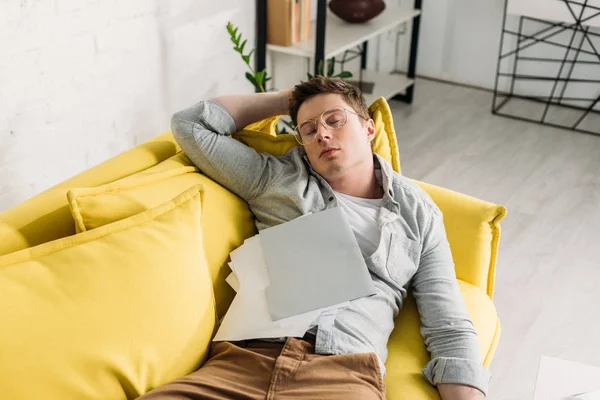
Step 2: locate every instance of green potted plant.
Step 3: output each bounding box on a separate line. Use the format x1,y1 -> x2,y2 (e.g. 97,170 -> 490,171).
227,22 -> 353,134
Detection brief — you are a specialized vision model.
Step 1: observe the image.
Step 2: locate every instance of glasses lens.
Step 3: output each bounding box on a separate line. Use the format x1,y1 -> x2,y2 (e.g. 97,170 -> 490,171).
323,108 -> 347,129
294,107 -> 348,145
297,121 -> 317,144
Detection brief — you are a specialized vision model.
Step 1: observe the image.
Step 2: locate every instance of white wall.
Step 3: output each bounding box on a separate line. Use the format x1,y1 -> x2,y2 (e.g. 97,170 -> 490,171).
0,0 -> 256,212
375,0 -> 507,89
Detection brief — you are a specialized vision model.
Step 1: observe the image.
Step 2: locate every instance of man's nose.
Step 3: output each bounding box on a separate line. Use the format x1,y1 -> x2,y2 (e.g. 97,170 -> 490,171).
316,121 -> 331,142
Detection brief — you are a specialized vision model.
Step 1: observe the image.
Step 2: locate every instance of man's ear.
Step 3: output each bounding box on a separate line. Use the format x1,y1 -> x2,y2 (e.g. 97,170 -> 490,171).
365,118 -> 376,142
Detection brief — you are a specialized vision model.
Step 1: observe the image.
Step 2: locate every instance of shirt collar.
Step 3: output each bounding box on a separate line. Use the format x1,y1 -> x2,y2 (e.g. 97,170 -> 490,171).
300,150 -> 399,208
373,154 -> 401,215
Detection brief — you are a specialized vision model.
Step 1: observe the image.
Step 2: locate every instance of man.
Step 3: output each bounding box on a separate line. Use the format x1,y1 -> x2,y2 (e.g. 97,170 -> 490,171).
141,77 -> 488,399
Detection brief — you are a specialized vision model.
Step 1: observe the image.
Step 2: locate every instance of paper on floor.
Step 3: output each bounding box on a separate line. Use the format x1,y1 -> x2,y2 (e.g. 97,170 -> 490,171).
533,355 -> 600,400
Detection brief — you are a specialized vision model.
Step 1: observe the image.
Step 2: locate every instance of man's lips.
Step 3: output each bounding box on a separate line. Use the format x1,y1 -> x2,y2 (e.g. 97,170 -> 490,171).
319,148 -> 339,158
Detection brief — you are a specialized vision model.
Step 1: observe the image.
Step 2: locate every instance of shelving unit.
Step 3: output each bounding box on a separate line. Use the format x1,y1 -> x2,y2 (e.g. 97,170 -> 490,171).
255,0 -> 423,104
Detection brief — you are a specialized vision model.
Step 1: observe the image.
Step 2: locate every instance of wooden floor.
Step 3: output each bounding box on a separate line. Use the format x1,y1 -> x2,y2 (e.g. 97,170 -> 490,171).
389,79 -> 600,400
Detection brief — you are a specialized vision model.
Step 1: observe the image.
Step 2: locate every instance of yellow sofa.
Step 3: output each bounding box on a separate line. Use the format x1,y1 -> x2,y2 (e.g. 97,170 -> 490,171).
0,101 -> 506,399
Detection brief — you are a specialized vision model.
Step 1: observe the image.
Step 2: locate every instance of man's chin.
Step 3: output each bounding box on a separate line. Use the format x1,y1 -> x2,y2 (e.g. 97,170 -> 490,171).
317,162 -> 343,178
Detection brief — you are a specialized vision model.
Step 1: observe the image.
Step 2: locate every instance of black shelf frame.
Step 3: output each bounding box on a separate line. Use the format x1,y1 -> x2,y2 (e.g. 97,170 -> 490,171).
492,0 -> 600,136
255,0 -> 423,104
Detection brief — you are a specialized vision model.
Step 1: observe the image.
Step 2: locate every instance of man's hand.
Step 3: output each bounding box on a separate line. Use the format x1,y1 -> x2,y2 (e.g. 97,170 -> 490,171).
438,383 -> 485,400
279,87 -> 294,114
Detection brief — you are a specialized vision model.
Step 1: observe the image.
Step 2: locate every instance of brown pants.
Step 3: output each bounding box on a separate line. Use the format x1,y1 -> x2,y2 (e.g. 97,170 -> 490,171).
140,334 -> 386,400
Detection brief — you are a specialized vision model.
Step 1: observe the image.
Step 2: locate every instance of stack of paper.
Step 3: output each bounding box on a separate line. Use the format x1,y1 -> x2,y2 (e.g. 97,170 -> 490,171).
213,208 -> 376,342
213,235 -> 349,341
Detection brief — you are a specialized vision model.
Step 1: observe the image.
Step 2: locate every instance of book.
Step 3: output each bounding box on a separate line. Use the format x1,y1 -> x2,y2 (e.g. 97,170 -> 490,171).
267,0 -> 293,46
293,0 -> 299,44
300,0 -> 310,41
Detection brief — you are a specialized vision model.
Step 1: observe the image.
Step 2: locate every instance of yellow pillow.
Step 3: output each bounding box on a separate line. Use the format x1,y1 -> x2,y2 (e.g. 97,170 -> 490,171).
67,153 -> 256,318
0,187 -> 215,400
235,97 -> 402,173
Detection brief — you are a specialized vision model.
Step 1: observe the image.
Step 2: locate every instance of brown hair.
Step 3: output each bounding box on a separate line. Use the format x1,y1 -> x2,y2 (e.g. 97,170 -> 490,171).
289,76 -> 370,126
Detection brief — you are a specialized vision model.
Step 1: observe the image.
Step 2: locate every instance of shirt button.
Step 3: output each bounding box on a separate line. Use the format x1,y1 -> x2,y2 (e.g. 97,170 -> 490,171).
328,196 -> 334,202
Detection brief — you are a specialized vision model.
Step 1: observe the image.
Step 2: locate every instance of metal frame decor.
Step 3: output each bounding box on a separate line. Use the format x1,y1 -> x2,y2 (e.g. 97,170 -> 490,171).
492,0 -> 600,136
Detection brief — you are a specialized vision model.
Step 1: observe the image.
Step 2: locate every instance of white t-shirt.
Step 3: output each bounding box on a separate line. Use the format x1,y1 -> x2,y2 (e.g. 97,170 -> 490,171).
334,191 -> 383,256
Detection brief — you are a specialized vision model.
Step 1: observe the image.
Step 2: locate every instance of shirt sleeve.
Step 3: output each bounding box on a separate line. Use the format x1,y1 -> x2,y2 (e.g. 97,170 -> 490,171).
411,206 -> 491,395
171,99 -> 286,201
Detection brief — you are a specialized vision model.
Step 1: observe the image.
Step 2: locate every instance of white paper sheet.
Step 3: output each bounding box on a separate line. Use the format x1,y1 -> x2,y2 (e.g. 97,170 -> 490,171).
567,390 -> 600,400
533,356 -> 600,400
260,207 -> 375,320
225,268 -> 240,293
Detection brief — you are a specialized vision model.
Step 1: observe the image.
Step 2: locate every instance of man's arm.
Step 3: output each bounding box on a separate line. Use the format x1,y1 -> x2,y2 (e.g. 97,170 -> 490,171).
171,90 -> 292,201
411,206 -> 489,399
212,89 -> 291,129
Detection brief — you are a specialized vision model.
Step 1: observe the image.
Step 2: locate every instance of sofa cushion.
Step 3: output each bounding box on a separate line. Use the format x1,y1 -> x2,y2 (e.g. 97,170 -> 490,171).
234,97 -> 402,173
0,187 -> 215,400
0,131 -> 181,257
67,152 -> 256,318
384,280 -> 498,399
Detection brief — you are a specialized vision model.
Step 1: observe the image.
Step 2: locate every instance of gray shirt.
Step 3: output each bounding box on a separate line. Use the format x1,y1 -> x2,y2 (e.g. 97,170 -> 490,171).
171,100 -> 490,395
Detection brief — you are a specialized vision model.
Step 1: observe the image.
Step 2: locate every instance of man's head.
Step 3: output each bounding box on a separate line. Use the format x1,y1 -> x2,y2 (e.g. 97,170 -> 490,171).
289,76 -> 376,182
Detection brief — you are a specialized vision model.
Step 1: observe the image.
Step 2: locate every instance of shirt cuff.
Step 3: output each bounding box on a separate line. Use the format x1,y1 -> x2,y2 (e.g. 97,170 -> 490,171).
422,357 -> 490,396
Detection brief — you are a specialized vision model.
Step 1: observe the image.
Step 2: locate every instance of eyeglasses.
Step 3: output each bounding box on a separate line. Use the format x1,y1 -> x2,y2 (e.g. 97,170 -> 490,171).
293,106 -> 367,145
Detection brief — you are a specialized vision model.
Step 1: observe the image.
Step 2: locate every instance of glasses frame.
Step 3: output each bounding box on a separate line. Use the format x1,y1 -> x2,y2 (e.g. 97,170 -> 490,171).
293,106 -> 367,145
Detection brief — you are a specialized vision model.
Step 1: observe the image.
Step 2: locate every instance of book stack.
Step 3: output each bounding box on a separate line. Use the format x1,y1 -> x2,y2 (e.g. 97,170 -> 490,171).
267,0 -> 311,47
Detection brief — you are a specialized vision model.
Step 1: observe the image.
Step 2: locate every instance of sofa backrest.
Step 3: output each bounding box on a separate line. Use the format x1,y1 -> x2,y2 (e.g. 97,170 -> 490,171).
0,132 -> 181,257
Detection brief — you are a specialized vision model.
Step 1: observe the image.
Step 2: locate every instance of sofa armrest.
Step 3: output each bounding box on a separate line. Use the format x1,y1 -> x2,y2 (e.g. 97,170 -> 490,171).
413,180 -> 507,299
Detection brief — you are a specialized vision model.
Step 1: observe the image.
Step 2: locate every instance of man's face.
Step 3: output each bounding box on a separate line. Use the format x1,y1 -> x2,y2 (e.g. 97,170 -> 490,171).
296,93 -> 376,181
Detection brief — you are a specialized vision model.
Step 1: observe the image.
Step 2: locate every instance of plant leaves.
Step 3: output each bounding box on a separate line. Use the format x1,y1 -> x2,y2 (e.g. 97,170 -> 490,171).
245,72 -> 261,91
327,57 -> 335,77
317,59 -> 324,76
240,39 -> 247,53
255,70 -> 265,85
307,72 -> 313,79
242,49 -> 253,64
335,71 -> 353,79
